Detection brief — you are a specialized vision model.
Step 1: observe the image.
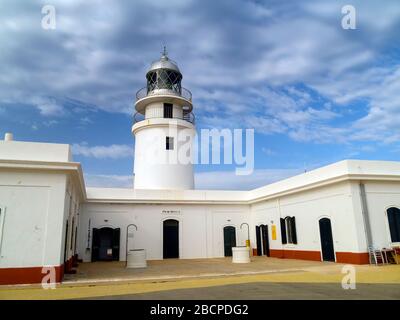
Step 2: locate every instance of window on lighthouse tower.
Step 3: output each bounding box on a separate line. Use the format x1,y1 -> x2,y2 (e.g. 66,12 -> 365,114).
163,103 -> 173,119
166,136 -> 174,150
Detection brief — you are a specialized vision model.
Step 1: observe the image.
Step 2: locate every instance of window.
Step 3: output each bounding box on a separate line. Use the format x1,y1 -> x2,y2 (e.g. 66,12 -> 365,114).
166,136 -> 174,150
280,216 -> 297,244
387,207 -> 400,243
163,103 -> 173,118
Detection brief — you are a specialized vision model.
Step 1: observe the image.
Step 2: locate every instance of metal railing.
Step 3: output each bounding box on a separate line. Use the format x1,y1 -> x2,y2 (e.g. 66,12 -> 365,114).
133,112 -> 195,125
136,87 -> 192,101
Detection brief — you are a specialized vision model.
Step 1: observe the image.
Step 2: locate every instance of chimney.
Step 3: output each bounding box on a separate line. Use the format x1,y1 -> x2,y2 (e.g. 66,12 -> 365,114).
4,132 -> 13,141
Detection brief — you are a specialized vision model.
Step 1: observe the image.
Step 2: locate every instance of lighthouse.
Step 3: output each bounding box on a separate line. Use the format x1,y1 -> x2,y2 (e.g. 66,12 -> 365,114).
132,49 -> 195,190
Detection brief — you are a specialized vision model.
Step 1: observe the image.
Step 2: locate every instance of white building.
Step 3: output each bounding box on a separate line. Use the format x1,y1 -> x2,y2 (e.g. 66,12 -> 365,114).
1,54 -> 400,285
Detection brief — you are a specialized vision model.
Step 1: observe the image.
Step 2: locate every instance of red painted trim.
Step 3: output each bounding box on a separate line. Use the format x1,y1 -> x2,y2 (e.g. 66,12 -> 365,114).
270,249 -> 320,261
0,265 -> 63,285
0,256 -> 81,285
336,252 -> 369,264
269,249 -> 284,258
252,249 -> 258,256
269,249 -> 369,264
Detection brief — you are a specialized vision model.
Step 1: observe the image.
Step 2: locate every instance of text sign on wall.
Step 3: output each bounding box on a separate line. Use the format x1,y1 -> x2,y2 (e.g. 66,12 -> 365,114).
161,210 -> 181,215
271,225 -> 277,240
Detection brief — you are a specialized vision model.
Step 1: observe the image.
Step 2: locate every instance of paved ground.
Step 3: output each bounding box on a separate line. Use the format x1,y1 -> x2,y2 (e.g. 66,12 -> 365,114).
91,282 -> 400,300
1,257 -> 399,300
63,257 -> 332,283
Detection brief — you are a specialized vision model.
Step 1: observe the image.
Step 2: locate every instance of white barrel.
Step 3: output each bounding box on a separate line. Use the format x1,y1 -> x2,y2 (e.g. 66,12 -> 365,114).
126,249 -> 147,268
232,246 -> 251,263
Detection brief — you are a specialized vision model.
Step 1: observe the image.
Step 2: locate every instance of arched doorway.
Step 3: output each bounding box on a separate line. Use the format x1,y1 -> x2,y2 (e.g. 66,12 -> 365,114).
255,225 -> 270,256
319,218 -> 335,262
163,219 -> 179,259
223,226 -> 236,257
387,207 -> 400,243
91,227 -> 121,262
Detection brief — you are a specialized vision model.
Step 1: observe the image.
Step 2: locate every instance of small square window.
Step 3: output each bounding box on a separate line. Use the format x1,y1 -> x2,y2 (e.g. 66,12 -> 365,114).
164,103 -> 173,118
166,136 -> 174,150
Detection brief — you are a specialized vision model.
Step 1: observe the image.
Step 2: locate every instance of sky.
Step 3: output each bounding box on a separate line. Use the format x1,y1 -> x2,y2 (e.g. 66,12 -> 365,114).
0,0 -> 399,190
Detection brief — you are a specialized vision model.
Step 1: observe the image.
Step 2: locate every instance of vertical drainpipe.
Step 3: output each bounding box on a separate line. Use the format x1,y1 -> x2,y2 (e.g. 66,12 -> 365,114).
277,198 -> 284,258
359,182 -> 373,248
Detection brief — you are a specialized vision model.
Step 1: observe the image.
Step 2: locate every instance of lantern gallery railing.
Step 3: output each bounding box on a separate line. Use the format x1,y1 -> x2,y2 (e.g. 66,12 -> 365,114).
133,112 -> 195,124
136,87 -> 192,102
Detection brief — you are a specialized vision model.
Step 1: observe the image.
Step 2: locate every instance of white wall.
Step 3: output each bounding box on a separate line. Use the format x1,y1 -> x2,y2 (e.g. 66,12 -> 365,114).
145,101 -> 183,119
356,180 -> 400,249
77,203 -> 249,262
0,171 -> 68,268
133,119 -> 195,190
0,140 -> 72,162
250,181 -> 360,257
62,176 -> 81,264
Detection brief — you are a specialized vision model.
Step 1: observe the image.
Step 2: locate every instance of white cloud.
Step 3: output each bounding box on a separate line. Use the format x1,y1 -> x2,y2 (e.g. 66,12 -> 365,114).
30,97 -> 65,117
72,143 -> 133,159
0,0 -> 399,146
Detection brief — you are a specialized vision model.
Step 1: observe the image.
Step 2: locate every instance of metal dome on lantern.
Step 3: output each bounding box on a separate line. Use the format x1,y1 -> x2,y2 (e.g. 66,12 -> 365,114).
134,47 -> 194,124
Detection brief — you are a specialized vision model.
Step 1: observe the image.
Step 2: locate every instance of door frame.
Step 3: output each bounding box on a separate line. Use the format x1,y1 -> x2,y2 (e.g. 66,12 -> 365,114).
91,226 -> 121,262
318,216 -> 336,262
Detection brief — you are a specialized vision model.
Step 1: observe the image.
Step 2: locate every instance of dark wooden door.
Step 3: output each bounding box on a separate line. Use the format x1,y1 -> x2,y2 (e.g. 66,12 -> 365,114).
112,228 -> 120,261
387,207 -> 400,242
261,225 -> 270,257
223,226 -> 236,257
92,227 -> 120,261
98,227 -> 114,261
255,226 -> 262,256
319,218 -> 335,262
163,219 -> 179,259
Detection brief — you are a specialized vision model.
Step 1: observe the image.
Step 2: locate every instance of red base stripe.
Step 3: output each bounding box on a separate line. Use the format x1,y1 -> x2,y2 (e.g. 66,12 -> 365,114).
268,249 -> 369,264
0,265 -> 63,285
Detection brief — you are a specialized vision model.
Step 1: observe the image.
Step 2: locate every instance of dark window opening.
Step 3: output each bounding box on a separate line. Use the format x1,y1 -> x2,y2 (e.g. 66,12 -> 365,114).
280,216 -> 297,244
164,103 -> 173,118
166,136 -> 174,150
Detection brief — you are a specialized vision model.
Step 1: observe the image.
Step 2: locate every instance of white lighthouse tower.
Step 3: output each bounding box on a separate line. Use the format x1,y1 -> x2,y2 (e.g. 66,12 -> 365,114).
132,49 -> 195,190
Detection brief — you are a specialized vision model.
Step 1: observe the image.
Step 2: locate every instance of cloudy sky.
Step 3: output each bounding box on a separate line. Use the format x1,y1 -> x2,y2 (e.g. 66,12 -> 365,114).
1,0 -> 399,189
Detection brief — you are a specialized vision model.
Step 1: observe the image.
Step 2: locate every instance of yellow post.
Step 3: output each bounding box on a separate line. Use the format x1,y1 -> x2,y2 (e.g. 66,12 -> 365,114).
246,239 -> 250,247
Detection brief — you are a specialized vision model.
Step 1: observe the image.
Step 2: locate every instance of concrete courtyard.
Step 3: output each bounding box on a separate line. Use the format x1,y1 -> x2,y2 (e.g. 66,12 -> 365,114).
1,257 -> 399,299
63,256 -> 334,283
